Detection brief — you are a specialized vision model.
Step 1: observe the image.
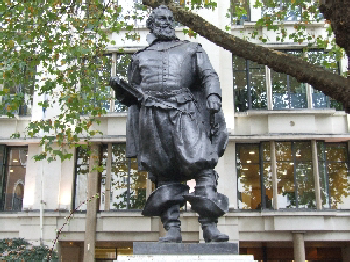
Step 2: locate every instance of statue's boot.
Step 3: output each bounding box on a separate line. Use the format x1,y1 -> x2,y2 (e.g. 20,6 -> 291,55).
186,170 -> 229,243
200,217 -> 229,243
159,204 -> 182,243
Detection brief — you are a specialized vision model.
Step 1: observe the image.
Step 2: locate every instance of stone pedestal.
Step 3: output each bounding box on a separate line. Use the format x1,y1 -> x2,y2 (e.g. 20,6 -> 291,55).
133,242 -> 239,255
115,242 -> 255,261
116,255 -> 255,261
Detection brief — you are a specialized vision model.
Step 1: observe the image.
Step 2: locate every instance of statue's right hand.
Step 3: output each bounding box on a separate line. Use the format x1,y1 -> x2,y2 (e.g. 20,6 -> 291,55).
109,76 -> 121,87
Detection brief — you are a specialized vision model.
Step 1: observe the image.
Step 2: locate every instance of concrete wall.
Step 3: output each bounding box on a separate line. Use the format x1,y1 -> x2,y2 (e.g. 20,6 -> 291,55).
0,211 -> 349,246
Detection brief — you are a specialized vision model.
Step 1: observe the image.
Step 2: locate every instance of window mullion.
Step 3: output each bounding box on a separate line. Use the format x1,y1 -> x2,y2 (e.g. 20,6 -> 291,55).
104,143 -> 112,211
246,60 -> 252,110
324,144 -> 331,208
126,158 -> 131,209
287,75 -> 291,109
259,143 -> 266,209
270,141 -> 278,210
292,142 -> 298,208
312,140 -> 322,209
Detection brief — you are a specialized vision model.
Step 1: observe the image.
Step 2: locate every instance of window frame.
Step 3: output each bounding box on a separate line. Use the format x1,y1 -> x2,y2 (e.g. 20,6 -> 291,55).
0,146 -> 28,212
236,142 -> 273,210
233,49 -> 343,112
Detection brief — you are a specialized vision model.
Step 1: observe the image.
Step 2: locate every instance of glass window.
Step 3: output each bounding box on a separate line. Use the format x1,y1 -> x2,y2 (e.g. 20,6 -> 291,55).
308,50 -> 343,110
276,141 -> 315,208
75,144 -> 147,211
74,147 -> 91,210
236,143 -> 272,209
116,0 -> 149,27
0,147 -> 28,211
233,56 -> 267,112
81,55 -> 112,114
95,248 -> 117,260
318,142 -> 349,209
114,54 -> 132,113
106,144 -> 147,210
261,0 -> 302,21
233,50 -> 343,112
271,50 -> 307,110
0,145 -> 6,210
1,62 -> 35,116
230,0 -> 250,24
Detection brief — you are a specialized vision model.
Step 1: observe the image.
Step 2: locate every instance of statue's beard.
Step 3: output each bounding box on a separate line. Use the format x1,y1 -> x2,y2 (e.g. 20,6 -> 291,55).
152,26 -> 176,40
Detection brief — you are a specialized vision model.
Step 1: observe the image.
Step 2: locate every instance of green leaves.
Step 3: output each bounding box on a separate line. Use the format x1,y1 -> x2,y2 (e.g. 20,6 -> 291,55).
1,1 -> 136,162
0,238 -> 58,261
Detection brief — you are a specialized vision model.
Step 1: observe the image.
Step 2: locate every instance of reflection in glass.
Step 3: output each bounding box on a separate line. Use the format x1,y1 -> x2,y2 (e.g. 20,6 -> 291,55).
236,143 -> 272,209
272,50 -> 307,110
233,56 -> 267,112
110,144 -> 128,209
130,159 -> 147,209
109,144 -> 146,210
261,0 -> 302,21
295,162 -> 315,208
276,141 -> 315,208
0,145 -> 6,210
80,55 -> 112,113
74,147 -> 90,210
3,148 -> 27,211
277,162 -> 295,208
250,62 -> 267,110
272,71 -> 307,109
308,50 -> 343,110
115,54 -> 131,113
318,142 -> 349,209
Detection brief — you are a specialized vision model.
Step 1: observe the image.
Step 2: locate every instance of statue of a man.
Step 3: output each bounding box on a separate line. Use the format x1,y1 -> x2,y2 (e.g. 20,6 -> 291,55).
110,5 -> 229,243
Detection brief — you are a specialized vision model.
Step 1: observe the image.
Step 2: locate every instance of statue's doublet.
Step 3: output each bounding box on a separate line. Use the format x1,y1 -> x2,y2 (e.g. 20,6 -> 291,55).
135,40 -> 197,91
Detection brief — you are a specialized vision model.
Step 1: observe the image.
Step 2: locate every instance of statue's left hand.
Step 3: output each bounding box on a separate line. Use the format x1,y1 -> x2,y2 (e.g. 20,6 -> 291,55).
206,94 -> 222,113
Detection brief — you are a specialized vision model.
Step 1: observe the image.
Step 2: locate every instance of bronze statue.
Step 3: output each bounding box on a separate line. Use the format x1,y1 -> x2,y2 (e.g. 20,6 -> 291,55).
110,5 -> 229,243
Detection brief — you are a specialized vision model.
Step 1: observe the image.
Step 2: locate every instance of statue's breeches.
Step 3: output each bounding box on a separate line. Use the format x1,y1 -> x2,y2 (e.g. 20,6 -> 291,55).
138,100 -> 217,180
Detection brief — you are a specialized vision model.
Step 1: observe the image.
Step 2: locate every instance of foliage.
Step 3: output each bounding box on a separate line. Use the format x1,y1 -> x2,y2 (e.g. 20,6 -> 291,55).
0,0 -> 148,162
0,238 -> 58,261
0,0 -> 347,163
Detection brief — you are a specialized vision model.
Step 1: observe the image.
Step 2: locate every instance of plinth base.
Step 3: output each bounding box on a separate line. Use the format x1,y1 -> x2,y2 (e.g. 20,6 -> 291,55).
133,242 -> 239,256
116,255 -> 255,261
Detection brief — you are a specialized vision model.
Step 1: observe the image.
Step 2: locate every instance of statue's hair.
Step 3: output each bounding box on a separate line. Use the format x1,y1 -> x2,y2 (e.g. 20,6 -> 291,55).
146,5 -> 173,30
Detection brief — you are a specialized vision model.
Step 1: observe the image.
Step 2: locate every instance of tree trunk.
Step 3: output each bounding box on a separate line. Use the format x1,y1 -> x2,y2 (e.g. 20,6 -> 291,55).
143,0 -> 350,113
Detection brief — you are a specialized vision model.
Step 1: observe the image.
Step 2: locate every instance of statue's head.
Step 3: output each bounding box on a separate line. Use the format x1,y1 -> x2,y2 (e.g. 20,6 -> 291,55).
146,5 -> 176,40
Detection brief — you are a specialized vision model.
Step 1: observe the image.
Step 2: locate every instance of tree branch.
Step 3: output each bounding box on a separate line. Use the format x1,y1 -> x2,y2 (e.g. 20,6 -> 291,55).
142,0 -> 350,113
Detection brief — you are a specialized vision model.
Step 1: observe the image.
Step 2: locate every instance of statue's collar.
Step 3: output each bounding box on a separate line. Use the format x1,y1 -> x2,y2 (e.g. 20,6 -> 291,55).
146,33 -> 181,50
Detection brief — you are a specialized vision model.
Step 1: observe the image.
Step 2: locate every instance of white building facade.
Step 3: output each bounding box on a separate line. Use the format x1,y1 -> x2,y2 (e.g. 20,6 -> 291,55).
0,1 -> 349,261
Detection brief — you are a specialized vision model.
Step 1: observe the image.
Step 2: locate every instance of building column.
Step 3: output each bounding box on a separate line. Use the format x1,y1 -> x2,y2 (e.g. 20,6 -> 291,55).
270,141 -> 278,209
311,140 -> 322,209
83,144 -> 100,262
293,232 -> 305,262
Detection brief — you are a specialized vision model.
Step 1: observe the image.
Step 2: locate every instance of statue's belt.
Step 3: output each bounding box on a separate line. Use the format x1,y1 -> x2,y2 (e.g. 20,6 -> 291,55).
143,88 -> 194,103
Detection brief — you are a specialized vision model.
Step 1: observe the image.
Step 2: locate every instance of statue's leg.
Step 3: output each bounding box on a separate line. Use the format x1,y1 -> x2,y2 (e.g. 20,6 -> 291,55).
199,216 -> 228,243
195,170 -> 229,243
157,180 -> 183,243
159,204 -> 182,243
